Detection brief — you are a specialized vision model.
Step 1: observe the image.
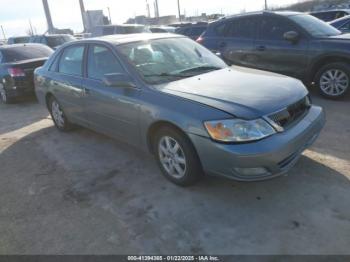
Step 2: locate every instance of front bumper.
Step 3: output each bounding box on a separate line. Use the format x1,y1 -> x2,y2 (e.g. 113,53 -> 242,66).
189,105 -> 325,181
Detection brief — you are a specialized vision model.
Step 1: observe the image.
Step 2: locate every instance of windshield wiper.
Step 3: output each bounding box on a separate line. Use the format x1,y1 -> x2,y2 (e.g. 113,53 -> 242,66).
178,65 -> 222,74
143,72 -> 193,79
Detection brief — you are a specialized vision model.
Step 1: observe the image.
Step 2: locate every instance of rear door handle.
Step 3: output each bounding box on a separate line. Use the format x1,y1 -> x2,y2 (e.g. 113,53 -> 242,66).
256,45 -> 266,51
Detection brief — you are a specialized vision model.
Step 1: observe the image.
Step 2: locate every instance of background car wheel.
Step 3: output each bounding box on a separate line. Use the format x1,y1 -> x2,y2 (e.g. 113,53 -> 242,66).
48,96 -> 73,132
153,126 -> 203,186
315,62 -> 350,99
0,84 -> 12,104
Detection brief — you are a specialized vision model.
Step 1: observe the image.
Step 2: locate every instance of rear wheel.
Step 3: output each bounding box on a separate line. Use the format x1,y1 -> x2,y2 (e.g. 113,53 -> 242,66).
153,126 -> 202,186
48,96 -> 73,132
315,62 -> 350,99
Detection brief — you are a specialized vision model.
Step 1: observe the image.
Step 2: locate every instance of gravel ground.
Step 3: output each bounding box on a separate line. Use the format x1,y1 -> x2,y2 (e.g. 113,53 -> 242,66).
0,94 -> 349,255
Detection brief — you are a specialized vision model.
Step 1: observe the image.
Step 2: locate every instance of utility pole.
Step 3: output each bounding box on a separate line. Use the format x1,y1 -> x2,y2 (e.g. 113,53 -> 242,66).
177,0 -> 181,21
107,7 -> 112,24
29,20 -> 34,35
1,25 -> 6,40
265,0 -> 268,10
146,0 -> 151,18
42,0 -> 54,34
79,0 -> 88,32
154,0 -> 159,18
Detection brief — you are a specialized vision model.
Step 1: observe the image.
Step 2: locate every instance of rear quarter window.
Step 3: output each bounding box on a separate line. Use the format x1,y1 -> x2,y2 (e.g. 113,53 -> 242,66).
215,23 -> 227,36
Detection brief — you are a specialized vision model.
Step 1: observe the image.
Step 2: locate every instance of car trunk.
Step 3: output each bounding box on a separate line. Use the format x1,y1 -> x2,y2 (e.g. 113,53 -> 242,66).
10,58 -> 47,84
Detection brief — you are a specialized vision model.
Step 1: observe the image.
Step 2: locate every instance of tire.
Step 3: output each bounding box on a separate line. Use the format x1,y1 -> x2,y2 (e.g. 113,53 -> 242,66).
48,96 -> 73,132
315,62 -> 350,99
0,84 -> 12,104
153,126 -> 203,187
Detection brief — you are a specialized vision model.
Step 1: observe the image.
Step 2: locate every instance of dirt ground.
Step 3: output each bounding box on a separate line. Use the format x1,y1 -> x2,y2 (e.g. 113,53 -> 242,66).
0,94 -> 349,255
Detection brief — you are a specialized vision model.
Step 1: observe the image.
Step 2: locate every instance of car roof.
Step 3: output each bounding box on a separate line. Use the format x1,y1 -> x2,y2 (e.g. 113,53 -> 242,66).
151,26 -> 175,29
220,10 -> 303,21
31,34 -> 72,37
74,33 -> 184,45
310,9 -> 350,14
8,36 -> 29,39
178,24 -> 207,29
96,24 -> 145,28
0,43 -> 45,50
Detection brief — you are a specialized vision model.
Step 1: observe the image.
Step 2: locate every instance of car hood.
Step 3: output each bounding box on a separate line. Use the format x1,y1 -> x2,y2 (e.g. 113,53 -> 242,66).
325,33 -> 350,40
156,67 -> 308,119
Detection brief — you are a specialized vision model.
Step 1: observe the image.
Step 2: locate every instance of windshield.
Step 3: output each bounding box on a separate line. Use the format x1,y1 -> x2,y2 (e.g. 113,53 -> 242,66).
47,35 -> 75,48
117,37 -> 227,84
290,14 -> 341,37
2,45 -> 53,63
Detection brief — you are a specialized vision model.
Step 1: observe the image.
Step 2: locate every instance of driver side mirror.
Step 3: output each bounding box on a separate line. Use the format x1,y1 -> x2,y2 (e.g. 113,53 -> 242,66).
102,73 -> 137,88
283,31 -> 300,44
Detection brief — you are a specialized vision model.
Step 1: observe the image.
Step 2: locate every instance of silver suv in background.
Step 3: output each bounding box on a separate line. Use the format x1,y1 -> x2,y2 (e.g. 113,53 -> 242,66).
29,34 -> 76,49
91,24 -> 151,37
7,36 -> 30,45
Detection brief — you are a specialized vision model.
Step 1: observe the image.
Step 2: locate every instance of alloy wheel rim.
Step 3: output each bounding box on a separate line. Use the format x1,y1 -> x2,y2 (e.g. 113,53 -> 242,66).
158,136 -> 187,179
0,84 -> 6,102
51,100 -> 65,128
320,69 -> 349,96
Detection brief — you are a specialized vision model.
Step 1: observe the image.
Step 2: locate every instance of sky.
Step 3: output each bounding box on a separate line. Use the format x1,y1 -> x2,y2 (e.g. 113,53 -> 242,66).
0,0 -> 300,37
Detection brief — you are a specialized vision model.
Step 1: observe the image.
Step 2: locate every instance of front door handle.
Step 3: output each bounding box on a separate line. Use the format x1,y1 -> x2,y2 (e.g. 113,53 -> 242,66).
256,45 -> 266,51
219,42 -> 227,48
84,87 -> 91,95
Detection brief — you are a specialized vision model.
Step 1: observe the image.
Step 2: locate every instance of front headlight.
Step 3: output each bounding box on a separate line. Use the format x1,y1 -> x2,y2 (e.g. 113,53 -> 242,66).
204,118 -> 276,142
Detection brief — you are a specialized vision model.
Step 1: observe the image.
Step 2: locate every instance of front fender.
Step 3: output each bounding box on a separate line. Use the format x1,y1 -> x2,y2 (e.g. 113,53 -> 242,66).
138,88 -> 232,152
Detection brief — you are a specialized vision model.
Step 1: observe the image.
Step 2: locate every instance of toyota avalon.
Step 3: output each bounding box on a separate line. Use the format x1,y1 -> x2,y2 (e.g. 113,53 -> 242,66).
34,34 -> 325,186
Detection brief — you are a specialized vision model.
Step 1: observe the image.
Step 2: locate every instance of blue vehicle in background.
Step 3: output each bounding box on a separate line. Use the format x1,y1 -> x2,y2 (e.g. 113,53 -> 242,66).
310,9 -> 350,22
175,23 -> 208,40
330,15 -> 350,33
198,11 -> 350,99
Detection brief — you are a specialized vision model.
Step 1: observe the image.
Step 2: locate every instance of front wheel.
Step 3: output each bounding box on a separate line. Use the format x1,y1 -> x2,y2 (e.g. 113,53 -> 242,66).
153,127 -> 203,187
315,62 -> 350,99
48,96 -> 73,132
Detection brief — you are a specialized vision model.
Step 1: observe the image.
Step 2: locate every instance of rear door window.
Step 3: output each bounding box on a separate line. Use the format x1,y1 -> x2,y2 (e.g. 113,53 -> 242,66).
58,45 -> 84,76
226,17 -> 256,39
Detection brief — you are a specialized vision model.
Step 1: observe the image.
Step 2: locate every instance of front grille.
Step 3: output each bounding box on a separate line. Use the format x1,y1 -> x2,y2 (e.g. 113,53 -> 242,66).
268,96 -> 311,130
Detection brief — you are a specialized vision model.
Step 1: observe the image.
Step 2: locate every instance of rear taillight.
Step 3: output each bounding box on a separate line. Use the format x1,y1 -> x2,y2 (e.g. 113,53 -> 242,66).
8,68 -> 25,77
196,36 -> 204,44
